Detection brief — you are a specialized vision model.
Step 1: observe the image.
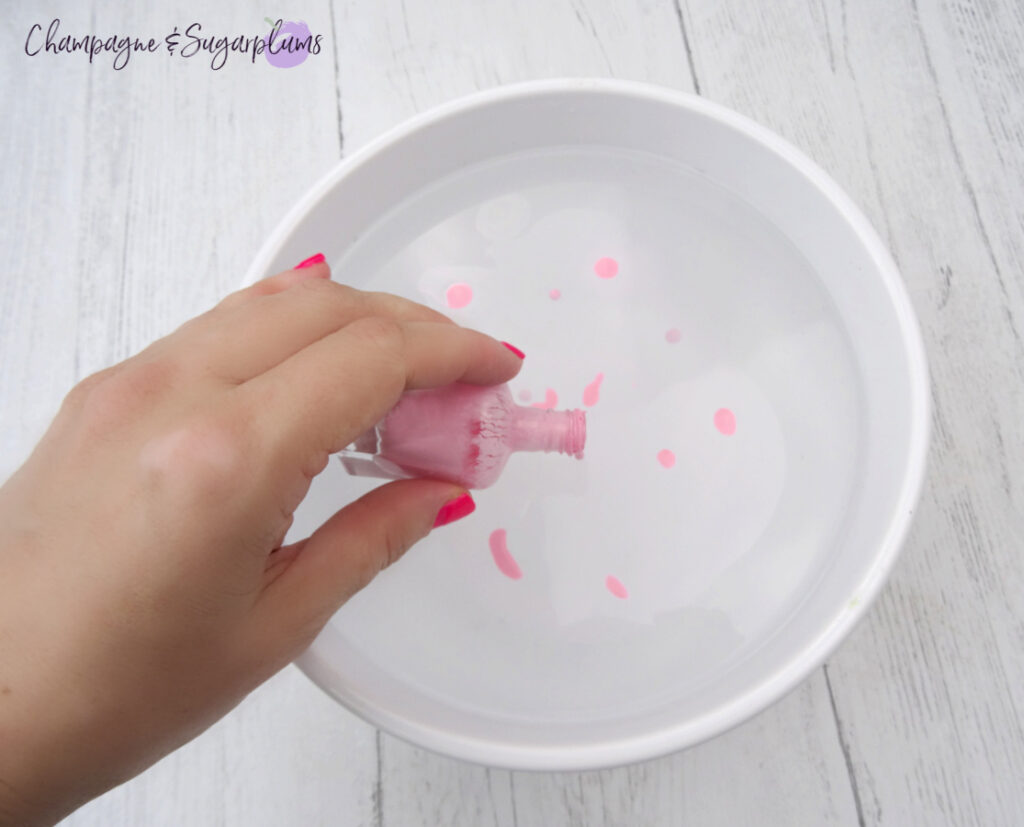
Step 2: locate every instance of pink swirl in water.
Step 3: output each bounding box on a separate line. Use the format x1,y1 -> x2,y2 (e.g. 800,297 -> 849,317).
605,575 -> 629,599
445,282 -> 473,309
488,529 -> 522,580
714,408 -> 736,435
594,257 -> 618,279
583,373 -> 604,407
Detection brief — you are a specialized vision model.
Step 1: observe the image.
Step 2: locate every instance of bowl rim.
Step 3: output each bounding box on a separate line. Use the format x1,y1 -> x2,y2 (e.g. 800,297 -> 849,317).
243,77 -> 931,771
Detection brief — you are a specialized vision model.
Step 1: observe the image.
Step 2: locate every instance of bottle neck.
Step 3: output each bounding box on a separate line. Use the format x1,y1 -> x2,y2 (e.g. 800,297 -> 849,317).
508,407 -> 586,458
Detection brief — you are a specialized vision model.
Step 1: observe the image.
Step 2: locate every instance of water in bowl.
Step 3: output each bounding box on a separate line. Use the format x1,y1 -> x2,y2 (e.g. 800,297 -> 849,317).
290,146 -> 863,725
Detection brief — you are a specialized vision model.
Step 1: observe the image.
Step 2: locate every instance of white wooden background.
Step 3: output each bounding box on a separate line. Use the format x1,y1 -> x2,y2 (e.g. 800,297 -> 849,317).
2,1 -> 1022,824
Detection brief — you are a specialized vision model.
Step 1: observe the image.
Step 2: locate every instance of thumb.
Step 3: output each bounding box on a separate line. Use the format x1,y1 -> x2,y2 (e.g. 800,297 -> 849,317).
253,479 -> 475,646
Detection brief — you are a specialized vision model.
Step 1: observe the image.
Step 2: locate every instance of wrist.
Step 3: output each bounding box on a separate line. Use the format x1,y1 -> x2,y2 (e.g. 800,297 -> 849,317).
0,719 -> 91,827
0,640 -> 98,826
0,770 -> 46,827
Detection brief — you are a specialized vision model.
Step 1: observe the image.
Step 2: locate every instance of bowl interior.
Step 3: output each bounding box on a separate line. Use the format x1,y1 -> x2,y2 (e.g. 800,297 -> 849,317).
253,83 -> 927,769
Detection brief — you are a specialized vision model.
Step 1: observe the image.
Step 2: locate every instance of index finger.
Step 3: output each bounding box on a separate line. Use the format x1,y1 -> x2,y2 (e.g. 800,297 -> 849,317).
239,317 -> 525,464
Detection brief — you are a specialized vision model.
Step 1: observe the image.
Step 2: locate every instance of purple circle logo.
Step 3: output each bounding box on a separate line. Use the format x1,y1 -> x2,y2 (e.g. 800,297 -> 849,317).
263,17 -> 312,68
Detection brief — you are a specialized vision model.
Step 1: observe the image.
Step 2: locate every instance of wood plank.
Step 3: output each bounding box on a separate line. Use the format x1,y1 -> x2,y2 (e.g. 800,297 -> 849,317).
379,672 -> 858,827
827,0 -> 1024,822
64,668 -> 379,827
679,0 -> 1024,823
0,4 -> 91,477
333,0 -> 696,152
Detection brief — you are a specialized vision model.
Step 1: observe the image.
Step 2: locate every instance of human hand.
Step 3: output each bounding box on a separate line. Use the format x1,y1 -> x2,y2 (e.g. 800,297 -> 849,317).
0,256 -> 523,826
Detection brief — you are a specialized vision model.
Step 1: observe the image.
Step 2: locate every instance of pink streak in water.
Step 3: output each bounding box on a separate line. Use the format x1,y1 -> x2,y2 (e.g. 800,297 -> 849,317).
531,388 -> 558,409
714,408 -> 737,435
517,388 -> 533,402
657,449 -> 676,468
606,575 -> 629,599
549,288 -> 562,300
489,529 -> 522,580
665,328 -> 681,343
583,373 -> 604,407
445,282 -> 473,309
594,257 -> 619,279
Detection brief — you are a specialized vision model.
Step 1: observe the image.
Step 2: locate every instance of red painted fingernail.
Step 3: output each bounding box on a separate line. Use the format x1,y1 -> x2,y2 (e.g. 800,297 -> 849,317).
501,342 -> 525,359
295,252 -> 325,269
433,493 -> 476,527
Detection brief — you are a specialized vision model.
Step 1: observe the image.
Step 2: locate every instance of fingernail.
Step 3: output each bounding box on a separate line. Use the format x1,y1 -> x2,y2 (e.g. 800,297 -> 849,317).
433,492 -> 476,527
295,252 -> 326,269
501,342 -> 525,359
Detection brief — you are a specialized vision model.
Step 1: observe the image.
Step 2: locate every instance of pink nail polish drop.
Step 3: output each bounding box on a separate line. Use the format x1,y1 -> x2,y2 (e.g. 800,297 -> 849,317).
338,383 -> 586,489
445,282 -> 473,309
606,575 -> 629,599
549,288 -> 562,300
714,408 -> 736,435
665,328 -> 681,343
583,372 -> 604,406
489,529 -> 522,580
594,257 -> 619,279
657,449 -> 676,468
531,388 -> 558,410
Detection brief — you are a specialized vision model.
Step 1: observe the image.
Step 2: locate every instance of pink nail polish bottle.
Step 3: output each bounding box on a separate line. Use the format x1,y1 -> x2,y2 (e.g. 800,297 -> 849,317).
338,383 -> 586,489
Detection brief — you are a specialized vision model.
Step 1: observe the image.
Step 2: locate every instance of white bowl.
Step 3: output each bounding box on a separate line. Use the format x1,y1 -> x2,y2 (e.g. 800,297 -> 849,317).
244,79 -> 929,770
